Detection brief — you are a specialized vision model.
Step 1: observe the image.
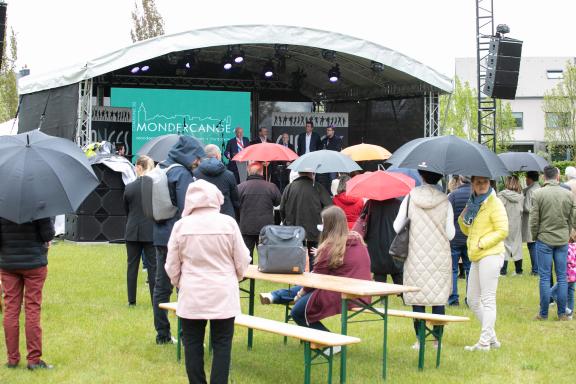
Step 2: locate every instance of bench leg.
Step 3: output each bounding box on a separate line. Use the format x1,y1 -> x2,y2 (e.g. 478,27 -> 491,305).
340,298 -> 348,384
284,302 -> 290,345
417,320 -> 426,371
327,347 -> 333,384
435,326 -> 444,368
382,296 -> 388,380
304,342 -> 312,384
248,278 -> 255,350
177,317 -> 182,362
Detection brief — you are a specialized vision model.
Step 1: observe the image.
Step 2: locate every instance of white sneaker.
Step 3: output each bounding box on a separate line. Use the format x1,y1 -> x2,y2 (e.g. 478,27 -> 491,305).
566,308 -> 573,316
259,292 -> 274,305
411,341 -> 420,350
464,343 -> 490,352
490,340 -> 501,349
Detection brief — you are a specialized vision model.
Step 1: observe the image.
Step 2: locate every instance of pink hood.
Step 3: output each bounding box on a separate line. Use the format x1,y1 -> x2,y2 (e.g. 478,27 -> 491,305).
182,179 -> 224,217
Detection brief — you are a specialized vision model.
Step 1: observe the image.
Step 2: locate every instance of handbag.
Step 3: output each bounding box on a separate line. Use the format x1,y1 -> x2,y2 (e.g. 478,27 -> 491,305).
257,225 -> 307,274
389,196 -> 410,269
352,201 -> 370,238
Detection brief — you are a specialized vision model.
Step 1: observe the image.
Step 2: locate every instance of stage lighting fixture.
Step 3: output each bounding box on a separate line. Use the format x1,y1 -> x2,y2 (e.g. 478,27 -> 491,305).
233,49 -> 245,64
496,24 -> 510,35
222,54 -> 233,70
141,65 -> 150,72
130,66 -> 140,74
322,50 -> 336,61
263,61 -> 274,78
371,61 -> 385,72
274,44 -> 288,58
328,64 -> 340,83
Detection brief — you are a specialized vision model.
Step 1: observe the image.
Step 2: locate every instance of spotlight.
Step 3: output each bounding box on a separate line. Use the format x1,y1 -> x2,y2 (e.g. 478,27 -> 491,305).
130,66 -> 140,74
328,64 -> 340,83
496,24 -> 510,35
322,50 -> 336,61
141,65 -> 150,72
233,49 -> 245,64
371,61 -> 385,72
185,62 -> 191,69
263,60 -> 274,78
223,55 -> 233,70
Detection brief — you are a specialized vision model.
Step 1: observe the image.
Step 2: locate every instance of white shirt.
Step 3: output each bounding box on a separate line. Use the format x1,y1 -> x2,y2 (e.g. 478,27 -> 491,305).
305,133 -> 312,153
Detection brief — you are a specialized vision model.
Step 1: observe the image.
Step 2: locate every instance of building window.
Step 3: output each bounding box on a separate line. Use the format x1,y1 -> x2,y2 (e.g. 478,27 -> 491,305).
512,112 -> 523,129
545,112 -> 570,129
547,70 -> 564,79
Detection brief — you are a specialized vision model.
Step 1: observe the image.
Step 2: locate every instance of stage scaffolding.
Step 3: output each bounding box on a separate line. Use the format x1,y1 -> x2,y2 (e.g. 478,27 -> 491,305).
76,79 -> 93,147
424,92 -> 439,137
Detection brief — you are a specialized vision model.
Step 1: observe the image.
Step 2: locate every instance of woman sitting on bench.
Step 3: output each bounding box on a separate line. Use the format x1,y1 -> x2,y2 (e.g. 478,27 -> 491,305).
260,206 -> 372,336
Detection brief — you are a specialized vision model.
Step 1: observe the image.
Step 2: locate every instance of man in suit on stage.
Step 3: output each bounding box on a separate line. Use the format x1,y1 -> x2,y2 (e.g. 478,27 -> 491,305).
224,127 -> 250,184
249,127 -> 271,145
296,121 -> 321,156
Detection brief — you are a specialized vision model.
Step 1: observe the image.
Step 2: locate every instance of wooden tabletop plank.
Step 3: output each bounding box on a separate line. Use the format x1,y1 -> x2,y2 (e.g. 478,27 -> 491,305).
244,265 -> 419,297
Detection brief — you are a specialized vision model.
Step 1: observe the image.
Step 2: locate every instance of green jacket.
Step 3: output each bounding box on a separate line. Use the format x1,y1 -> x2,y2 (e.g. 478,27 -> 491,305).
529,181 -> 576,246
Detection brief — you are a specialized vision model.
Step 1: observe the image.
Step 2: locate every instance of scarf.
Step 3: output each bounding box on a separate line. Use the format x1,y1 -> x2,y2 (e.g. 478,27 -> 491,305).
463,187 -> 493,225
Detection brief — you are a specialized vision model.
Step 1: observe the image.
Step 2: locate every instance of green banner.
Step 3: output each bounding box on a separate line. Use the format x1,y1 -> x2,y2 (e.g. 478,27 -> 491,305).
111,88 -> 251,157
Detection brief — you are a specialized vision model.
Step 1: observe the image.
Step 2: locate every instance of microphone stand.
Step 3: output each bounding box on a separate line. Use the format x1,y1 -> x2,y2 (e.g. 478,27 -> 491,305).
217,119 -> 225,162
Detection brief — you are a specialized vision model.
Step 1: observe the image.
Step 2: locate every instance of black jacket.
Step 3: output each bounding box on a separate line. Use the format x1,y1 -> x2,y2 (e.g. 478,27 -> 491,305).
280,176 -> 332,242
194,158 -> 240,219
321,135 -> 343,152
124,177 -> 154,242
448,183 -> 472,247
238,175 -> 282,235
296,132 -> 322,156
0,217 -> 55,270
364,199 -> 402,275
224,136 -> 250,182
249,137 -> 271,146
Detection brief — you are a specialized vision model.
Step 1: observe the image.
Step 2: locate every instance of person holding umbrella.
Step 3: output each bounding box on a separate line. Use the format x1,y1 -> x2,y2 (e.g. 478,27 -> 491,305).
458,176 -> 509,351
393,170 -> 454,350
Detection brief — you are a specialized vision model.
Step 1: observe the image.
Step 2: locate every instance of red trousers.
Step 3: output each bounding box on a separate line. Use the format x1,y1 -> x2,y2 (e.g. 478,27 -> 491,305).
0,266 -> 47,365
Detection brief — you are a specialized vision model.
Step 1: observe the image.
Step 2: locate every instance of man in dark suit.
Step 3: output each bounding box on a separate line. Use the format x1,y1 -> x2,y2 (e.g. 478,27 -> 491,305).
321,125 -> 343,151
296,121 -> 321,156
273,132 -> 295,192
249,127 -> 271,145
123,162 -> 157,307
224,127 -> 250,184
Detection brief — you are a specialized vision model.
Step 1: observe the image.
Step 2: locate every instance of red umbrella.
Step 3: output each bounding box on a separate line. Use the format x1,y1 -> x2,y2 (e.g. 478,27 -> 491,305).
346,171 -> 415,201
232,142 -> 298,162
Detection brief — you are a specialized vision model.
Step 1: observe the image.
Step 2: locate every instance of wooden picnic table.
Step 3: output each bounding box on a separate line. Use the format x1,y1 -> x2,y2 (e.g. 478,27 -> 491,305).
242,265 -> 419,383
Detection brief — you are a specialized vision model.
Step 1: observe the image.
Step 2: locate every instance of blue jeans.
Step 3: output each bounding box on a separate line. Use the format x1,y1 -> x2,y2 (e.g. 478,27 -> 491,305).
449,244 -> 470,304
551,282 -> 575,313
290,291 -> 330,332
536,241 -> 568,317
527,242 -> 538,274
270,286 -> 302,304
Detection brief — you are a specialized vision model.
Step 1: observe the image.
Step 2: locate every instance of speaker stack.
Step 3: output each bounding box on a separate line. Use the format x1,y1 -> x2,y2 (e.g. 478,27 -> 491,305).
65,164 -> 127,242
483,37 -> 523,100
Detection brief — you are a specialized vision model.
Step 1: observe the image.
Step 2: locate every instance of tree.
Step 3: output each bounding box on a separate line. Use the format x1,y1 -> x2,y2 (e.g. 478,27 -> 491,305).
130,0 -> 165,43
440,76 -> 516,153
0,28 -> 18,124
542,60 -> 576,159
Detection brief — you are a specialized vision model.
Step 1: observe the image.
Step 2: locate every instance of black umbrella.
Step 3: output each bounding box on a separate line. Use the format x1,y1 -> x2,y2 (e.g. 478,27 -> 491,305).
387,135 -> 509,179
137,134 -> 180,162
0,130 -> 99,224
498,152 -> 549,172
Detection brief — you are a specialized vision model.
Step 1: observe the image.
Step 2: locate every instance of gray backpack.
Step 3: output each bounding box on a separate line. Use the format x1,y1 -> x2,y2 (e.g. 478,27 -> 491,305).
141,164 -> 183,221
257,225 -> 307,274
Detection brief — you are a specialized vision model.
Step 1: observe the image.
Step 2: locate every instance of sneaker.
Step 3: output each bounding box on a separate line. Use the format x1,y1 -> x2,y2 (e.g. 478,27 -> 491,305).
259,292 -> 275,305
411,341 -> 420,350
448,301 -> 460,307
464,343 -> 490,352
534,314 -> 547,321
27,360 -> 54,370
566,308 -> 573,316
322,346 -> 342,357
490,339 -> 501,349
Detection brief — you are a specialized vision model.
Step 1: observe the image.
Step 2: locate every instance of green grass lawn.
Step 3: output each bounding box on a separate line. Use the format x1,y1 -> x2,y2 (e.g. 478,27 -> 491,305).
0,242 -> 574,383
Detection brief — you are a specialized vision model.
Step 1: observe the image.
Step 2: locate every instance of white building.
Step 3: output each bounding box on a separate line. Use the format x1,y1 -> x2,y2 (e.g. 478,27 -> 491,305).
455,56 -> 575,155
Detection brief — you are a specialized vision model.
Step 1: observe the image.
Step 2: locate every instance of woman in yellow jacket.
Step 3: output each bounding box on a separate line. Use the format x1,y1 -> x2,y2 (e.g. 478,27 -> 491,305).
458,176 -> 508,351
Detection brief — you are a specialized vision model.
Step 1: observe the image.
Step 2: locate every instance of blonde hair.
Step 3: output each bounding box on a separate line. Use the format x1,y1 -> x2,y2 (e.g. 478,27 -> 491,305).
136,155 -> 154,176
504,175 -> 522,193
316,206 -> 352,269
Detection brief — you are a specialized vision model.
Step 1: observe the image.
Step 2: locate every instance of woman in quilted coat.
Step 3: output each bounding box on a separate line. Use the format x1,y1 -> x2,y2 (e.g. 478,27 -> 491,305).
458,176 -> 508,351
393,170 -> 455,349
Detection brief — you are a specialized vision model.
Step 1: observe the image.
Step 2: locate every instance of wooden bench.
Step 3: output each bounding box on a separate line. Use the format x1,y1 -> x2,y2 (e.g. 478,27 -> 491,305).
352,307 -> 469,370
160,302 -> 361,384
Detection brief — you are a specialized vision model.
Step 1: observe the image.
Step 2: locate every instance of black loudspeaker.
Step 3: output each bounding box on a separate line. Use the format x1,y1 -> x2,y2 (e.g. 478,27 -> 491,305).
0,3 -> 7,69
76,188 -> 126,215
92,164 -> 124,189
64,214 -> 126,242
483,37 -> 523,100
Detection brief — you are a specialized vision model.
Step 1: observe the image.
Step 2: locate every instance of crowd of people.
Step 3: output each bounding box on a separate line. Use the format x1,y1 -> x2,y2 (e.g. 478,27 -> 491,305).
2,121 -> 576,382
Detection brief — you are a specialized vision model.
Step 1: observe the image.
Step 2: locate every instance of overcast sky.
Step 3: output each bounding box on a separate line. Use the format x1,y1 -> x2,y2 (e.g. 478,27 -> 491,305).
4,0 -> 575,78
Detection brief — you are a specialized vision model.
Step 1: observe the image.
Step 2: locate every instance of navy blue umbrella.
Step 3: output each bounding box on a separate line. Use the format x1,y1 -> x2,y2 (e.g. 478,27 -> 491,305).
0,130 -> 99,224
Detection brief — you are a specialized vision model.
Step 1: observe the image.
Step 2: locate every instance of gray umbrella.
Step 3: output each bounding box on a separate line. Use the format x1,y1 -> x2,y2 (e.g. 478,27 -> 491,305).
498,152 -> 549,172
387,135 -> 509,178
0,130 -> 99,224
288,150 -> 361,173
137,134 -> 180,162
